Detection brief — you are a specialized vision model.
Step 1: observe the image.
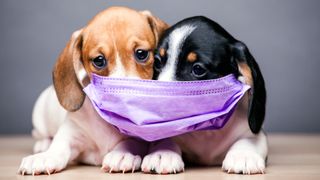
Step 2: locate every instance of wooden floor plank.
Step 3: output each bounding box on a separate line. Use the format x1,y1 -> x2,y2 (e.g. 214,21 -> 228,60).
0,134 -> 319,180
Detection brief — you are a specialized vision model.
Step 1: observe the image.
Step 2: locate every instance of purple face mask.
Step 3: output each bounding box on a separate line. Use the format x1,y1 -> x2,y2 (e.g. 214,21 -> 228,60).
83,74 -> 250,141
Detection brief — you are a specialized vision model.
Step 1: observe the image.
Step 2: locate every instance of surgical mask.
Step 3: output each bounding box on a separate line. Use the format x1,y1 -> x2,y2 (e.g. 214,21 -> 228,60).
83,73 -> 250,141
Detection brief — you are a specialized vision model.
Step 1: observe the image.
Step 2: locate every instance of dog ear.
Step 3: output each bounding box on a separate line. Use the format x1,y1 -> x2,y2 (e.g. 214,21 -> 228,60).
52,29 -> 88,112
231,41 -> 267,133
140,10 -> 169,45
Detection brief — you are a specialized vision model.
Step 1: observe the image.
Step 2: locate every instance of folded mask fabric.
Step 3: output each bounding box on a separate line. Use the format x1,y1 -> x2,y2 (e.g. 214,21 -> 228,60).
83,73 -> 251,141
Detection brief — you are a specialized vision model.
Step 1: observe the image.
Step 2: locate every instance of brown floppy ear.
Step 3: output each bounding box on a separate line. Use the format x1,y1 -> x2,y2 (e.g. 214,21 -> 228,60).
140,10 -> 169,45
231,41 -> 267,134
53,29 -> 87,112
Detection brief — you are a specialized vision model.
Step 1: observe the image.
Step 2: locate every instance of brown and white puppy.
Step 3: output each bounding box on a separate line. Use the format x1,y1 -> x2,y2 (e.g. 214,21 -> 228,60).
142,16 -> 267,174
18,7 -> 168,175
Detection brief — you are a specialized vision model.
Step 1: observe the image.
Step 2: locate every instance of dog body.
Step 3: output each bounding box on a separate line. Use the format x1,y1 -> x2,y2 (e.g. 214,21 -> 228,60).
147,16 -> 268,174
19,7 -> 168,175
31,86 -> 127,166
172,94 -> 267,166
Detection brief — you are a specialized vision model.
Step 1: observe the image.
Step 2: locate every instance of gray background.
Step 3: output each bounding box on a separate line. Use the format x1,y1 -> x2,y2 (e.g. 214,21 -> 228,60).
1,0 -> 319,134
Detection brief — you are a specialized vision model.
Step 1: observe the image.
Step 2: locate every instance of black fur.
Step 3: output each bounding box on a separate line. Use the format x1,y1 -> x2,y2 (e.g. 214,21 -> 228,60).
153,16 -> 266,133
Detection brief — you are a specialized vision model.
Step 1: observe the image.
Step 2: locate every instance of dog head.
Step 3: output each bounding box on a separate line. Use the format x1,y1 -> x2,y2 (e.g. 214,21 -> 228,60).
153,16 -> 266,133
53,6 -> 168,112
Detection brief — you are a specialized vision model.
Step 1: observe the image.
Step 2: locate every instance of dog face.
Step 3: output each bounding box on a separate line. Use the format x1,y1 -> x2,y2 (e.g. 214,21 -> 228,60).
53,7 -> 168,111
153,16 -> 266,133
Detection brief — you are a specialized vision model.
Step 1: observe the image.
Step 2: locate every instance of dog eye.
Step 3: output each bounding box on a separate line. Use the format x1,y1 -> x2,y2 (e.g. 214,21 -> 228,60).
134,49 -> 149,63
192,63 -> 207,77
154,55 -> 163,71
92,55 -> 107,69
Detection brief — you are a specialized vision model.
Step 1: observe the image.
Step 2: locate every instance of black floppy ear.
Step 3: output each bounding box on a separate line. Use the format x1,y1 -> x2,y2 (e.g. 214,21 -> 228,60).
231,42 -> 266,133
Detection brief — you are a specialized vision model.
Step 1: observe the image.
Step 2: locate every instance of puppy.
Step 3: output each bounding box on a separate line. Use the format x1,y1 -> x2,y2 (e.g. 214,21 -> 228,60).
144,16 -> 267,174
19,7 -> 168,175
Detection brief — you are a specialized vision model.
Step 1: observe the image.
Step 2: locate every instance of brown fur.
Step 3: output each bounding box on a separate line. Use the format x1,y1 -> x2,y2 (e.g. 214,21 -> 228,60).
53,31 -> 85,112
159,48 -> 166,57
53,7 -> 168,111
238,62 -> 253,87
187,52 -> 197,62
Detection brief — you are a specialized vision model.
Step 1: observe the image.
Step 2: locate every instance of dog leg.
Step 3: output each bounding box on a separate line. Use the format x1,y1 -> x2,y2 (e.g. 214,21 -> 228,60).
33,138 -> 52,154
18,119 -> 83,175
102,139 -> 148,173
222,131 -> 268,174
141,139 -> 184,174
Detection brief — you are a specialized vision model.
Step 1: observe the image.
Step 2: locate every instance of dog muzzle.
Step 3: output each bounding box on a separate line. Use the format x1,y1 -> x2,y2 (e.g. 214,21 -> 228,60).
83,73 -> 250,141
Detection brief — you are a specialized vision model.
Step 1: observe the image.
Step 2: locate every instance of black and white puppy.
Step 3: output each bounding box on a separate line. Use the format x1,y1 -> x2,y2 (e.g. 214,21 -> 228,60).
151,16 -> 267,174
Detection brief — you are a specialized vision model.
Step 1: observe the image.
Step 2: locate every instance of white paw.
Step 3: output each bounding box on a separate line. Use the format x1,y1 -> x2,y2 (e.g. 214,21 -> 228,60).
101,150 -> 141,173
141,150 -> 184,174
18,152 -> 67,175
33,139 -> 52,153
222,150 -> 265,174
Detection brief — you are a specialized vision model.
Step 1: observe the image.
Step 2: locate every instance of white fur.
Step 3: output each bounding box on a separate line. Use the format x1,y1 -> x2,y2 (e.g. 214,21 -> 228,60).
33,138 -> 52,154
102,139 -> 147,173
147,23 -> 269,174
109,50 -> 140,79
141,139 -> 184,174
20,48 -> 148,175
32,86 -> 66,139
157,25 -> 196,81
141,26 -> 198,174
21,55 -> 146,174
20,36 -> 146,175
238,76 -> 246,84
109,26 -> 124,78
19,10 -> 159,175
109,51 -> 126,78
76,68 -> 88,86
19,88 -> 148,175
149,89 -> 268,175
222,132 -> 267,174
108,29 -> 136,79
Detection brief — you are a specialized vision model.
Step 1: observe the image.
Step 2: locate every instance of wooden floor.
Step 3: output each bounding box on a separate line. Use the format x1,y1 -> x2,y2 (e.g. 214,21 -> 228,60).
0,134 -> 319,180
